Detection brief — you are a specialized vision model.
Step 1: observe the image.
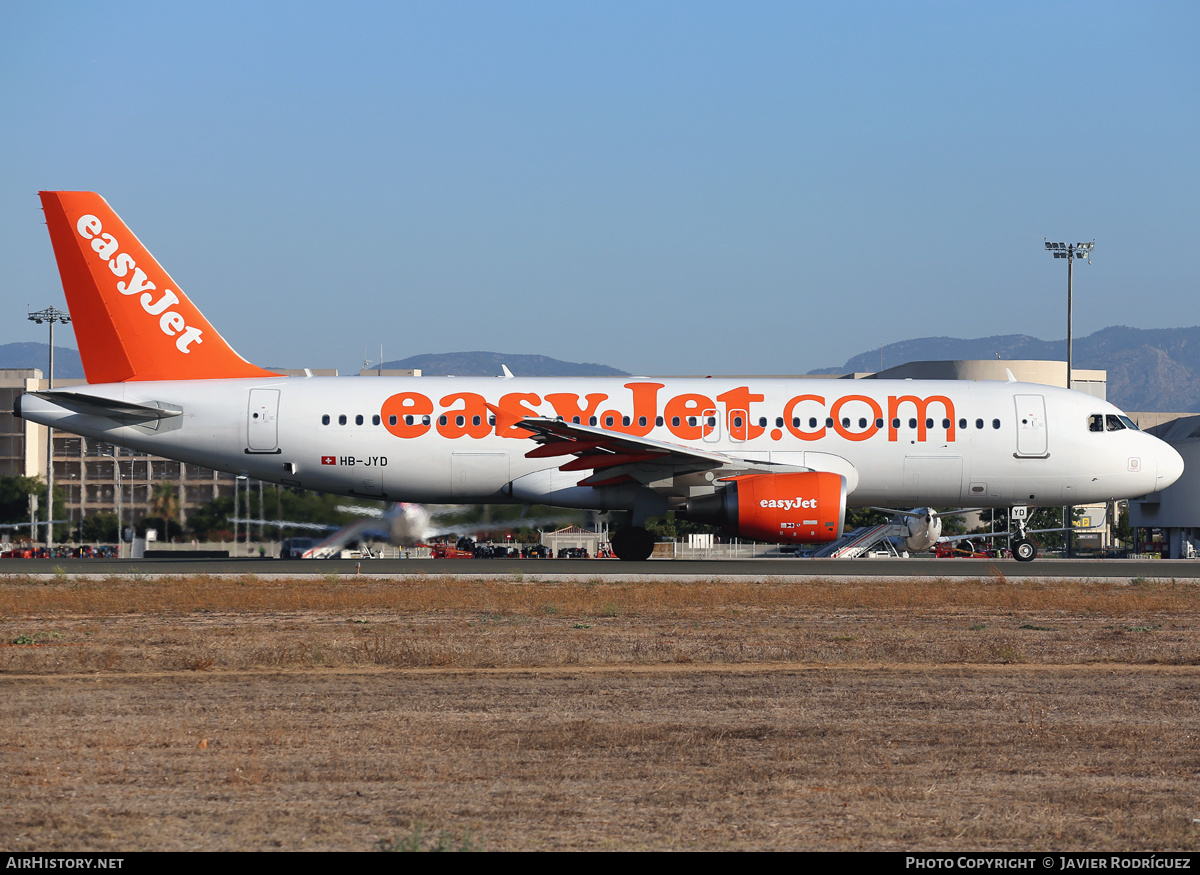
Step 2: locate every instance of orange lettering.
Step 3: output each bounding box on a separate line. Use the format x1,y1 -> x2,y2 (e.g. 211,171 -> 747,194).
599,382 -> 663,436
664,393 -> 715,440
717,386 -> 765,440
437,392 -> 492,439
830,394 -> 882,442
887,395 -> 955,442
381,392 -> 433,438
545,392 -> 608,423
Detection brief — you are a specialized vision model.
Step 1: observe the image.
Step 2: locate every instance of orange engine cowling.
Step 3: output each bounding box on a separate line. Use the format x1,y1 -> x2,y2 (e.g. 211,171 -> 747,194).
682,471 -> 847,543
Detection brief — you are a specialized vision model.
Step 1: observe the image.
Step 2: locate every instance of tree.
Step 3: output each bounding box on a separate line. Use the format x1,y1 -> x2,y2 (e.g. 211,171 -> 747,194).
150,484 -> 180,538
81,511 -> 118,543
0,475 -> 65,542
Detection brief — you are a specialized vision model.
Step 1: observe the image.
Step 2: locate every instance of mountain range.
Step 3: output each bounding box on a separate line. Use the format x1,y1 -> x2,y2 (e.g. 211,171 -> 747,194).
379,352 -> 629,378
811,326 -> 1200,412
6,324 -> 1199,412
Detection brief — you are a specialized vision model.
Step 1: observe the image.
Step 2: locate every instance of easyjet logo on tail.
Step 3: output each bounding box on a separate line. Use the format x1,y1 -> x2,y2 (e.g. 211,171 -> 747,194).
39,191 -> 278,382
76,215 -> 204,354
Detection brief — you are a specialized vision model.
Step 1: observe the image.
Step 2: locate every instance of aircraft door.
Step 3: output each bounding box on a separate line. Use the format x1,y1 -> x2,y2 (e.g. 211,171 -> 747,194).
246,389 -> 280,453
1014,394 -> 1048,457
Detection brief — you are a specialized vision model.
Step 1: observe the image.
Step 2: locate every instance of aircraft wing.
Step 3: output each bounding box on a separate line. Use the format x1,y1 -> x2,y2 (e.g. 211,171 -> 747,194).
514,416 -> 797,487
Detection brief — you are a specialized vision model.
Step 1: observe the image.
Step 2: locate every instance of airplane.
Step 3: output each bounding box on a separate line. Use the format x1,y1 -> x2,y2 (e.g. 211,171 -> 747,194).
17,192 -> 1185,562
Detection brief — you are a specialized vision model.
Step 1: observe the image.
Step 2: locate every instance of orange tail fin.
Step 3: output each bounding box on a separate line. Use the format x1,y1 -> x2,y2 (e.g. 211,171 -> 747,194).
39,192 -> 279,382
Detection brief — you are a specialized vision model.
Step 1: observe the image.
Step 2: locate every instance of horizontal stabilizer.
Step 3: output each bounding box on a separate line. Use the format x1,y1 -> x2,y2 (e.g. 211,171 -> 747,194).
29,391 -> 182,423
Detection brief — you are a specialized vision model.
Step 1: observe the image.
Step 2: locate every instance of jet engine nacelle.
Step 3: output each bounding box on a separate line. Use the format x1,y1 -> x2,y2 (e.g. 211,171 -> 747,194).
902,509 -> 942,552
683,471 -> 847,543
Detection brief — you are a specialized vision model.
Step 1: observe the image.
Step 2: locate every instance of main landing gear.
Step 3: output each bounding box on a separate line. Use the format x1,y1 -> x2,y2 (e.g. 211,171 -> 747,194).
611,526 -> 655,562
1009,505 -> 1038,562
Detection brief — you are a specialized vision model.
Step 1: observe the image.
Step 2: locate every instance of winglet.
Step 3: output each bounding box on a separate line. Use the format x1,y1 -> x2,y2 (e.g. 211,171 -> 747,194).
1005,368 -> 1017,383
483,402 -> 537,438
38,192 -> 280,382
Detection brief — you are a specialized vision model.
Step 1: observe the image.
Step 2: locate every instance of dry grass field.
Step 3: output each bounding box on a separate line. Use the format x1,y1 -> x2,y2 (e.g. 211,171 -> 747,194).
1,569 -> 1198,851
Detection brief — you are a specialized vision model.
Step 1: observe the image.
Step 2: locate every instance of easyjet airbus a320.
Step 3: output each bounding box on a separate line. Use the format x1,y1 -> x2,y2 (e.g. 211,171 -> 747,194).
18,192 -> 1184,560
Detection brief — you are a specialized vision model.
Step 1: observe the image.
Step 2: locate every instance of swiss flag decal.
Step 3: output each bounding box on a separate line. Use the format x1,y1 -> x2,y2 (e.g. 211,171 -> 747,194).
321,456 -> 336,466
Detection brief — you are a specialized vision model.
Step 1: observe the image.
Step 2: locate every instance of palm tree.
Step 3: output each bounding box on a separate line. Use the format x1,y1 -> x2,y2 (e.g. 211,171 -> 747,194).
150,483 -> 180,540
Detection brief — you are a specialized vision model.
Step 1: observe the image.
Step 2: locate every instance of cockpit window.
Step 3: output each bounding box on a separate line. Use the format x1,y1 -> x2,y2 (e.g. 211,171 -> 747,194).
1088,414 -> 1104,432
1119,415 -> 1139,431
1106,414 -> 1126,431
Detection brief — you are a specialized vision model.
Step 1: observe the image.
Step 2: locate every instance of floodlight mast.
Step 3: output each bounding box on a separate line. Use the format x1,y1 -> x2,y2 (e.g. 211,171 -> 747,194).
1042,240 -> 1094,560
27,306 -> 71,552
1043,240 -> 1095,391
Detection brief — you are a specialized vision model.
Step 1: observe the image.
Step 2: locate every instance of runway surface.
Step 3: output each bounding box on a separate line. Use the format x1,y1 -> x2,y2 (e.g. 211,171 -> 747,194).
2,556 -> 1198,578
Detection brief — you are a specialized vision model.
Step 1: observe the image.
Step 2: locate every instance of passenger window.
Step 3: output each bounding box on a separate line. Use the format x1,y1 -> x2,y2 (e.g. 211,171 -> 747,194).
925,418 -> 933,429
733,416 -> 744,428
992,419 -> 1001,429
455,415 -> 465,427
942,419 -> 950,428
488,415 -> 495,426
958,418 -> 966,429
758,417 -> 767,428
655,416 -> 664,426
908,418 -> 917,429
422,415 -> 431,426
321,414 -> 330,425
688,417 -> 697,427
355,414 -> 364,426
605,416 -> 614,427
338,414 -> 347,426
975,418 -> 984,429
875,418 -> 884,428
472,415 -> 481,426
622,416 -> 631,426
372,414 -> 380,426
776,417 -> 784,428
858,418 -> 867,428
671,416 -> 680,427
639,416 -> 647,427
572,416 -> 581,424
892,418 -> 900,428
589,417 -> 597,426
707,416 -> 716,427
438,415 -> 447,426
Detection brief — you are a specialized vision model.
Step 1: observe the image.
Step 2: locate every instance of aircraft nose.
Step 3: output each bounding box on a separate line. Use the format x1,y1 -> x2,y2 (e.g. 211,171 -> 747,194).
1155,441 -> 1185,491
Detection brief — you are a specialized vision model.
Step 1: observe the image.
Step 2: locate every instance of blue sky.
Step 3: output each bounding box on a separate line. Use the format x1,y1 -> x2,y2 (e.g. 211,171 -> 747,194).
3,1 -> 1196,376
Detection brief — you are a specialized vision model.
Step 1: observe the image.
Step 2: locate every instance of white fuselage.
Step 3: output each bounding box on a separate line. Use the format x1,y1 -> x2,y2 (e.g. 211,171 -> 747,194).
19,375 -> 1183,513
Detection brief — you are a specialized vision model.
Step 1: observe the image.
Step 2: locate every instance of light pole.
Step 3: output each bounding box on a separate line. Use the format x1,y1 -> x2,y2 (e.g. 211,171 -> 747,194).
28,306 -> 71,552
1043,240 -> 1094,391
1044,239 -> 1094,557
100,449 -> 123,558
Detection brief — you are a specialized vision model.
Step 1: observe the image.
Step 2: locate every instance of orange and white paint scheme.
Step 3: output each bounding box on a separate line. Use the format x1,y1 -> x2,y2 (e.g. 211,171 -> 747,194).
19,192 -> 1184,560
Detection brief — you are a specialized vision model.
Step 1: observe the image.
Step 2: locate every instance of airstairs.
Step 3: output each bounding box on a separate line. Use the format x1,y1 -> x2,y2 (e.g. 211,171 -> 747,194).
812,523 -> 909,559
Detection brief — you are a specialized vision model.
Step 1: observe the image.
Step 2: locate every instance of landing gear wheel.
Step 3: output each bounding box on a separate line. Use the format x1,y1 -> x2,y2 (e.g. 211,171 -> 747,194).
1012,539 -> 1037,562
611,526 -> 655,561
